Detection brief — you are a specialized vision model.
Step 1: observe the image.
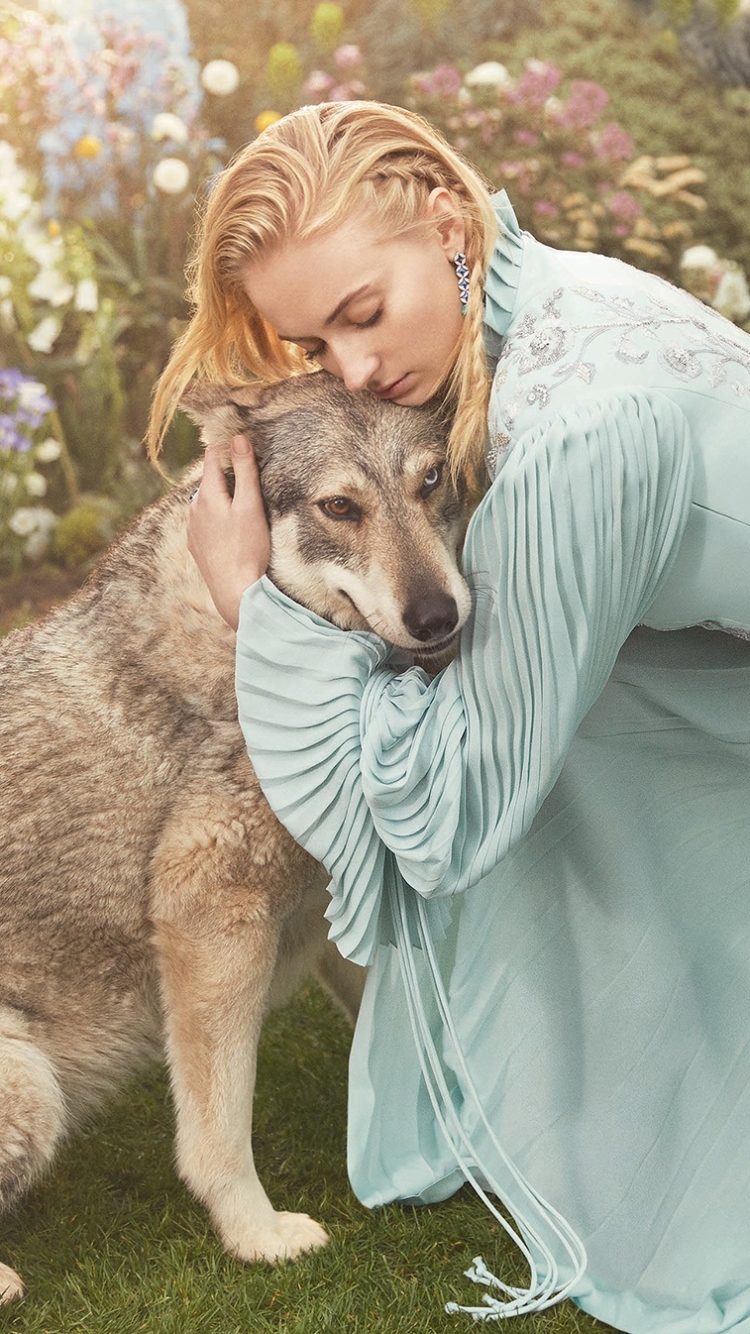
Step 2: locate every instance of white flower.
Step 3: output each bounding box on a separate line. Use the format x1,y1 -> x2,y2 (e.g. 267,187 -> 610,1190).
9,505 -> 57,537
36,437 -> 62,463
152,156 -> 190,194
27,314 -> 62,353
75,278 -> 98,312
28,267 -> 75,307
712,264 -> 750,322
680,244 -> 720,271
0,189 -> 34,223
0,276 -> 11,297
22,227 -> 64,268
151,112 -> 189,143
201,59 -> 240,96
9,506 -> 39,536
17,379 -> 50,414
464,61 -> 513,90
24,471 -> 47,497
0,299 -> 13,330
24,528 -> 52,560
0,473 -> 19,496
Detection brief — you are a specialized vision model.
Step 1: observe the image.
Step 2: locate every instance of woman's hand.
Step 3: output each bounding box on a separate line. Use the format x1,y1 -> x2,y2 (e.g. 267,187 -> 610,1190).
187,434 -> 270,631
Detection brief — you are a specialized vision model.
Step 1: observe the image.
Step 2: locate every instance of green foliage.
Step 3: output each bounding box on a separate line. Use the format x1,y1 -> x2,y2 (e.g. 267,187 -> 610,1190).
309,2 -> 346,53
266,40 -> 304,101
51,498 -> 121,569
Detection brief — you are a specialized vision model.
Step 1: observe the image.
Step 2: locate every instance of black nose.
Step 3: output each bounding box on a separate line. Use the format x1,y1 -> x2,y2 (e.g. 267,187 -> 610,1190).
402,592 -> 459,643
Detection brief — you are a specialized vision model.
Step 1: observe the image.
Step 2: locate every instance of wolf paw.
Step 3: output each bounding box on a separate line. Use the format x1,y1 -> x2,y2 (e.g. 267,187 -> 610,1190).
229,1211 -> 329,1264
0,1262 -> 26,1304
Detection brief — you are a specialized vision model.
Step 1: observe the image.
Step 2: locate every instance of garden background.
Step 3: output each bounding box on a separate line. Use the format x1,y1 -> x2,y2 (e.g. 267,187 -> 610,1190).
1,0 -> 749,1328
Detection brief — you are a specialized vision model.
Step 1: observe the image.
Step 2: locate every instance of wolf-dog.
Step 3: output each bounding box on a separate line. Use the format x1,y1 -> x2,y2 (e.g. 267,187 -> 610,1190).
0,371 -> 471,1302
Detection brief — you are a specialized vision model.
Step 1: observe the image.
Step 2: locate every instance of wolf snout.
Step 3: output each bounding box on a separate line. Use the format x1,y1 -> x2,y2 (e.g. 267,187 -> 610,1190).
402,591 -> 459,644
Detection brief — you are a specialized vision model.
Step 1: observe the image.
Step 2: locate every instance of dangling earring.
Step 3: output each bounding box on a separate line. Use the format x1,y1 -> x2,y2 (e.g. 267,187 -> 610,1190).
453,252 -> 470,315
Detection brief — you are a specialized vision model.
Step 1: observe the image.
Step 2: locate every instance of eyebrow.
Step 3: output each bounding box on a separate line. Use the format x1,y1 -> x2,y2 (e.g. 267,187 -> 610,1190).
277,284 -> 372,342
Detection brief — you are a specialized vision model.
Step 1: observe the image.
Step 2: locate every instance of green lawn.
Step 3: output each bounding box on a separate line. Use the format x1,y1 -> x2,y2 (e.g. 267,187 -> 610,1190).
1,985 -> 604,1334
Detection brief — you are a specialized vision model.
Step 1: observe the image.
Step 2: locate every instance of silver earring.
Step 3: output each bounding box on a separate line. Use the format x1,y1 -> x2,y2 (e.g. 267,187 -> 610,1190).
453,252 -> 470,315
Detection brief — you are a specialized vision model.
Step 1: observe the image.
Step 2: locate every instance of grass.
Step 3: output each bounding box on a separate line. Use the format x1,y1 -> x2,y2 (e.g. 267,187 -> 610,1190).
0,986 -> 605,1334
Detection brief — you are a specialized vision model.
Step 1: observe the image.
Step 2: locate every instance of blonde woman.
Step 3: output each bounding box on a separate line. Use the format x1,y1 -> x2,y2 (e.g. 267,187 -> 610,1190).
148,101 -> 750,1332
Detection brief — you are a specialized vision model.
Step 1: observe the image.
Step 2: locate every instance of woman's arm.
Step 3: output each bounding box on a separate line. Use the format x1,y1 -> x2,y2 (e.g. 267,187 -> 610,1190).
236,389 -> 694,963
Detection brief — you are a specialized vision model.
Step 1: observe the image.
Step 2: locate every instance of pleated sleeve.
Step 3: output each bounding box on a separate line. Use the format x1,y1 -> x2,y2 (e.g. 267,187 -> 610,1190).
236,389 -> 694,963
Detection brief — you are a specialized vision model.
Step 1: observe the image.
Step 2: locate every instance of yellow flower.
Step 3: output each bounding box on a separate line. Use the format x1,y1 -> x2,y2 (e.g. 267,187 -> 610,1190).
254,110 -> 282,134
47,219 -> 61,238
74,134 -> 102,160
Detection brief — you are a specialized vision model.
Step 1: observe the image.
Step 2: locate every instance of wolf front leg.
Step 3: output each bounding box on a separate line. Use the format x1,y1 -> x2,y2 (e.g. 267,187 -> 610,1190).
150,794 -> 329,1264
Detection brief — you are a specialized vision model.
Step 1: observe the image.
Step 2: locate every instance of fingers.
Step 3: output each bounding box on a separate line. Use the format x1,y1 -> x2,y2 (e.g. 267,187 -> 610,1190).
229,434 -> 264,512
186,432 -> 271,631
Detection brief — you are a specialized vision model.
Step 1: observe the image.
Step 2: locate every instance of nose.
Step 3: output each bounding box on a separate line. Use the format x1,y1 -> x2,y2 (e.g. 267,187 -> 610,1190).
402,591 -> 459,644
331,339 -> 379,393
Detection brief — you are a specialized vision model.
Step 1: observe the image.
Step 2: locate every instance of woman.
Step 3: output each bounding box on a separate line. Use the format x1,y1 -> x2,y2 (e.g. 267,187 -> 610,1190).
147,101 -> 750,1331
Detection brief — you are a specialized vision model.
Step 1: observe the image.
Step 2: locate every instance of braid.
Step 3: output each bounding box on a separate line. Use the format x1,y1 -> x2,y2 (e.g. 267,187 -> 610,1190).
146,99 -> 500,478
445,246 -> 494,498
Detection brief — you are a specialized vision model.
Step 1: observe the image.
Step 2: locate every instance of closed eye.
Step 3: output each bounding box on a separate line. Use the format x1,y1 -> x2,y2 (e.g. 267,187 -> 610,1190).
303,309 -> 382,363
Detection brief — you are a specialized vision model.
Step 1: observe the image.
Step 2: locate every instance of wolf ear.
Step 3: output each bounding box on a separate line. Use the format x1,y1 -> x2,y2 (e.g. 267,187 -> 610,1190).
179,382 -> 268,456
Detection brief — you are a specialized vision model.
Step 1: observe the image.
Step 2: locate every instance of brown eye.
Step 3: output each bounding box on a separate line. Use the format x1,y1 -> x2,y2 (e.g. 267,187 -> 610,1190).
421,464 -> 442,498
320,496 -> 359,520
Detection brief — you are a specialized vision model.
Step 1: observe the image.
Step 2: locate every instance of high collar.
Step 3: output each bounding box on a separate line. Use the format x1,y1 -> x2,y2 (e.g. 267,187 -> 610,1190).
483,190 -> 524,357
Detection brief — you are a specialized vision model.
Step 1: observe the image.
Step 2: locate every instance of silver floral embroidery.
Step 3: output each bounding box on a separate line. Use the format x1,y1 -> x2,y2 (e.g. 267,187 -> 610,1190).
494,282 -> 750,410
658,346 -> 702,380
517,323 -> 570,374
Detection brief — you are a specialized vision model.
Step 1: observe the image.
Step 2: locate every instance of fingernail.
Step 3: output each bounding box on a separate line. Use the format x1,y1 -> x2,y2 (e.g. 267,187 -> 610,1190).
232,434 -> 252,455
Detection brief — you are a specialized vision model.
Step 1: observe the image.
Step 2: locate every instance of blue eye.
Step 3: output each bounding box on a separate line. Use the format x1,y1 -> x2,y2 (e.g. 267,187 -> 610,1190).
421,464 -> 442,498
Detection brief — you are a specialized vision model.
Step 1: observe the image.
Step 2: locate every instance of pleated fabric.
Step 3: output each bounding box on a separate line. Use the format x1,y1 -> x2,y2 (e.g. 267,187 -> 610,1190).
237,389 -> 694,959
233,201 -> 750,1330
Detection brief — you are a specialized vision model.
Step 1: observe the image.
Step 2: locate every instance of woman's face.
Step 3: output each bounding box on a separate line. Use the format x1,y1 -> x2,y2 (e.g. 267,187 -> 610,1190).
241,191 -> 466,407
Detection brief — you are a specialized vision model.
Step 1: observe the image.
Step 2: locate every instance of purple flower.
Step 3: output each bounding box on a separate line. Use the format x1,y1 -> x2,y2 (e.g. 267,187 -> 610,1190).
0,413 -> 29,451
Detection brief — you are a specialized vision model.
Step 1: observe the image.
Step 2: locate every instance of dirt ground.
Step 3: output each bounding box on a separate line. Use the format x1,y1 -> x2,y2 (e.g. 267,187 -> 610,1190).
0,567 -> 88,636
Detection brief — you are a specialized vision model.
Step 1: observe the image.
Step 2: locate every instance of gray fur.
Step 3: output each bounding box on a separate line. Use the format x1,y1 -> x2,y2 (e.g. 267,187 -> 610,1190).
0,371 -> 470,1302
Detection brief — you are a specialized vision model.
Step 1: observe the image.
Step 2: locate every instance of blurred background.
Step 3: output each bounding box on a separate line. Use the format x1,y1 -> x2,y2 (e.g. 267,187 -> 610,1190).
1,0 -> 750,607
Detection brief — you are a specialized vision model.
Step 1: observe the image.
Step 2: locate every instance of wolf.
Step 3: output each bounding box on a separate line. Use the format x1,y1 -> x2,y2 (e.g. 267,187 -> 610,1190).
0,370 -> 471,1302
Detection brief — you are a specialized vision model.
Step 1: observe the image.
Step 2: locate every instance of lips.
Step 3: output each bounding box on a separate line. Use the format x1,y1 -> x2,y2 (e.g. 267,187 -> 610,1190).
374,373 -> 410,400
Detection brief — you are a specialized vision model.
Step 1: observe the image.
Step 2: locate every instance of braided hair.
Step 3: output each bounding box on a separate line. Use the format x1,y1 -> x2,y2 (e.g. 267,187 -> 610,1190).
147,101 -> 499,492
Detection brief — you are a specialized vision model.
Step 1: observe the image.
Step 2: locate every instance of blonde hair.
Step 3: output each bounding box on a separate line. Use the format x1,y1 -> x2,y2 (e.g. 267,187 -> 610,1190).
146,100 -> 499,491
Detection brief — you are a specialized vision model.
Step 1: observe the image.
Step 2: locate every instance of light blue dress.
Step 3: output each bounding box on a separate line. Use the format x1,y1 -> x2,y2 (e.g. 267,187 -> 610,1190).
235,195 -> 750,1331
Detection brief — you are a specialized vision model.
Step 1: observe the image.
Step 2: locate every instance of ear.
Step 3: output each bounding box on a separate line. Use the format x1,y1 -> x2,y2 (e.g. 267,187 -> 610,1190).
179,382 -> 268,456
427,187 -> 466,261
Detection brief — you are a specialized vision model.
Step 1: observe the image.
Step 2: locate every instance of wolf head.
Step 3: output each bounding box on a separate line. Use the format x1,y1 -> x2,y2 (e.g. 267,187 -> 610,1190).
181,372 -> 471,655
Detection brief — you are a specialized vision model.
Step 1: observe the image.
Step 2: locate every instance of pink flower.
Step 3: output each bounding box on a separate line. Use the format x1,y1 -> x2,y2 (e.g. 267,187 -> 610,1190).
533,200 -> 558,218
594,122 -> 634,162
557,80 -> 608,130
561,151 -> 587,169
421,63 -> 463,98
302,69 -> 335,98
607,190 -> 642,223
334,44 -> 362,70
514,129 -> 539,147
507,60 -> 562,109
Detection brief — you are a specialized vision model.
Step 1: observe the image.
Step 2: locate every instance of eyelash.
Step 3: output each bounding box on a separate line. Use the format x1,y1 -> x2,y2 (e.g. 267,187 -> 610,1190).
303,308 -> 383,363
